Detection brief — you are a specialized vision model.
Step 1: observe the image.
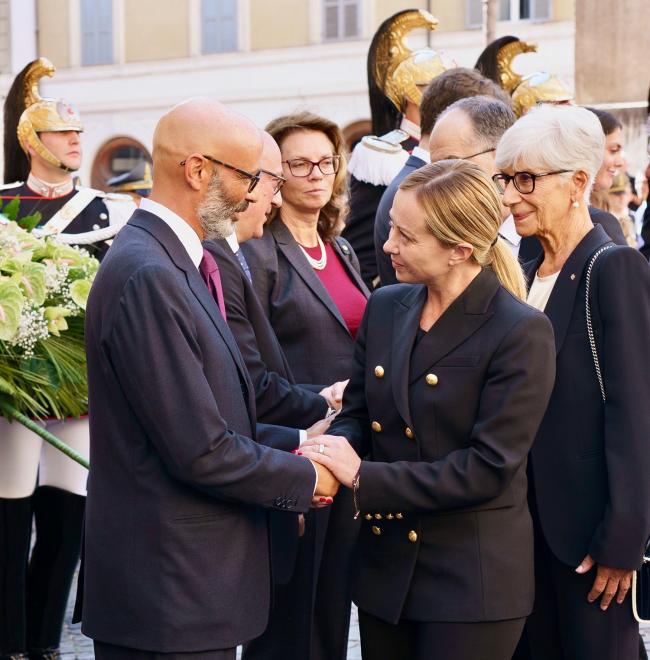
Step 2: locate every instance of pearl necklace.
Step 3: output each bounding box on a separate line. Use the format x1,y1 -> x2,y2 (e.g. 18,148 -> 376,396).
298,234 -> 328,270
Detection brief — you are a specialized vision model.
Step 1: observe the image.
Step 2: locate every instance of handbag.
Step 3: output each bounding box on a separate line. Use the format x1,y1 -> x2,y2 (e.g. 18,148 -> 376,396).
585,244 -> 650,624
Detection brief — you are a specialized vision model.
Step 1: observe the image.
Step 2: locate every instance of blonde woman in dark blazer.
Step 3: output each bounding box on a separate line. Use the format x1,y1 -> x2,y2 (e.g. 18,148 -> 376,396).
242,112 -> 369,660
302,160 -> 556,660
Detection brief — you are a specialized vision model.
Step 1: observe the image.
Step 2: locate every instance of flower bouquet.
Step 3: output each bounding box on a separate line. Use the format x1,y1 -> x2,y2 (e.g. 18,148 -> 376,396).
0,213 -> 97,467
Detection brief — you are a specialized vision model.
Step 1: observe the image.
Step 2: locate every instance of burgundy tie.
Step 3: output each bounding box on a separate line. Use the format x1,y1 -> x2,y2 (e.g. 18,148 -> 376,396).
199,248 -> 227,321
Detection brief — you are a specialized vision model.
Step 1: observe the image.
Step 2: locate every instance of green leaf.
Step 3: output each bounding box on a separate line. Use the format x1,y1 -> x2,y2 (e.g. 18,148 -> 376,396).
2,198 -> 20,221
17,212 -> 42,232
69,279 -> 92,310
0,280 -> 24,341
10,263 -> 47,306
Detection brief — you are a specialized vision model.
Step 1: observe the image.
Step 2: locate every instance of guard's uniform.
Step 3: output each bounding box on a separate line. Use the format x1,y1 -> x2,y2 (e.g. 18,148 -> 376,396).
0,57 -> 134,660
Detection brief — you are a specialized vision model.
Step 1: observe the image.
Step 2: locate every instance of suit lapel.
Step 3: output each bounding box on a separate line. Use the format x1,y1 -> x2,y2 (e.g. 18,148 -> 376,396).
529,225 -> 610,356
408,269 -> 499,383
391,286 -> 426,428
130,212 -> 256,423
271,220 -> 350,334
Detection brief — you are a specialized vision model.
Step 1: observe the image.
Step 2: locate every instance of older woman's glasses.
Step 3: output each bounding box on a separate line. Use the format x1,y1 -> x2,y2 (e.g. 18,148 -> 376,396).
492,170 -> 571,194
260,169 -> 286,195
282,156 -> 341,178
180,154 -> 261,193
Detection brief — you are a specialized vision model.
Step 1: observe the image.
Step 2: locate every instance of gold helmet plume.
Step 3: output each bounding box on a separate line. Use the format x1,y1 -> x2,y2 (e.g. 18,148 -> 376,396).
16,57 -> 84,172
367,9 -> 450,136
495,39 -> 537,93
373,9 -> 444,112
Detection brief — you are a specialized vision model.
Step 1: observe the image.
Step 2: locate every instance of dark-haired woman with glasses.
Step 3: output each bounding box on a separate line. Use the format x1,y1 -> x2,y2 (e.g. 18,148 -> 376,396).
242,111 -> 369,660
495,104 -> 650,660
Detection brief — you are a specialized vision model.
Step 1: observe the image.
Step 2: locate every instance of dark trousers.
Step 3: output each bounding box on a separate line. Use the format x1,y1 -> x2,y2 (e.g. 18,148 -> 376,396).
244,491 -> 358,660
358,609 -> 525,660
524,525 -> 639,660
94,641 -> 235,659
0,487 -> 85,654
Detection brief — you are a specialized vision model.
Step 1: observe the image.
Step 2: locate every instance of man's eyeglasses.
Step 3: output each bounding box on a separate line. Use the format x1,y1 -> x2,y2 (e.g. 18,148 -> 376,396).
459,147 -> 496,161
180,154 -> 261,193
492,170 -> 571,195
260,169 -> 286,195
282,156 -> 341,178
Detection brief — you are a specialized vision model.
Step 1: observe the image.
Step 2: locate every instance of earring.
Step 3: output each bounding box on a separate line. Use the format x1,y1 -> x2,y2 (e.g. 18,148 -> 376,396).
572,200 -> 579,209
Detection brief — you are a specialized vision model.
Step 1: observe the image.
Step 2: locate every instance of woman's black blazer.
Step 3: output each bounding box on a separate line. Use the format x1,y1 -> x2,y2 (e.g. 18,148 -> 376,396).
523,225 -> 650,571
242,217 -> 370,385
329,269 -> 556,624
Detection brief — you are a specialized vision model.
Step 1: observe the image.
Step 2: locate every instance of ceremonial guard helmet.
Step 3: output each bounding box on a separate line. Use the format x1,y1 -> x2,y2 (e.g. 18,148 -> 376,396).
474,36 -> 573,117
3,57 -> 84,183
367,8 -> 450,136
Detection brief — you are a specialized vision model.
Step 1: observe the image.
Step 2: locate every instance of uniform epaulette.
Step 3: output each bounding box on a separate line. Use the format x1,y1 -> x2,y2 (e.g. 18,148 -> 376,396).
0,181 -> 23,190
105,192 -> 136,203
348,129 -> 410,186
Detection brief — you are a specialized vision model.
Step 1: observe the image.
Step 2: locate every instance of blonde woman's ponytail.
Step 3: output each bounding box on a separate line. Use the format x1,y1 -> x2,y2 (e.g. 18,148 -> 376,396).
487,237 -> 527,300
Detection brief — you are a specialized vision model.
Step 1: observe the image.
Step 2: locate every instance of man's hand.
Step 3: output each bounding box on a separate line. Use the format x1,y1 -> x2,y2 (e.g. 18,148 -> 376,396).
311,461 -> 339,501
306,415 -> 333,440
575,554 -> 634,610
301,435 -> 361,488
319,379 -> 349,411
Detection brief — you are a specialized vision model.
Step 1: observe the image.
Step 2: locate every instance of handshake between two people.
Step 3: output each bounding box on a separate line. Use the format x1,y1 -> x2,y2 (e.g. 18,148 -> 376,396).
292,435 -> 362,508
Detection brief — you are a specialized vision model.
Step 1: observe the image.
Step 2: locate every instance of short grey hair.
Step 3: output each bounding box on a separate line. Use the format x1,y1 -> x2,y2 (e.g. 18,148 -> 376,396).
437,95 -> 516,150
495,104 -> 605,201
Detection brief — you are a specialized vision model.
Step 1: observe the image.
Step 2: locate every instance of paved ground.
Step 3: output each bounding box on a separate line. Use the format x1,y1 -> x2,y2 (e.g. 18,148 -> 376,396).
60,567 -> 362,659
60,568 -> 645,659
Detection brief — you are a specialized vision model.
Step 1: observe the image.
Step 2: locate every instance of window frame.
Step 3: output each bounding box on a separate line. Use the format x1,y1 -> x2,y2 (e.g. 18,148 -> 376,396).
322,0 -> 362,42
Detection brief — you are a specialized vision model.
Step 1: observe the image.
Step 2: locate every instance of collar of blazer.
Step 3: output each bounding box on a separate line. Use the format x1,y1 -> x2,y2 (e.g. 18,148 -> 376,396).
390,269 -> 500,428
269,218 -> 370,335
523,224 -> 611,356
129,210 -> 257,422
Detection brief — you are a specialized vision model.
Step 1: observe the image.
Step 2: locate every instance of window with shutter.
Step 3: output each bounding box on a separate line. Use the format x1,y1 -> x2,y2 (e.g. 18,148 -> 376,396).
81,0 -> 113,66
202,0 -> 238,54
323,0 -> 361,41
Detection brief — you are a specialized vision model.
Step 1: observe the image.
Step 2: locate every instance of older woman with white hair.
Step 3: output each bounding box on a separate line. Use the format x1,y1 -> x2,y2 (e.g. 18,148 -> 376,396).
494,104 -> 650,660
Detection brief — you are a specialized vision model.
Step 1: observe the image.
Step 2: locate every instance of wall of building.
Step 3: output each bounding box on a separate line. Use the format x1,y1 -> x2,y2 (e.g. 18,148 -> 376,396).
124,0 -> 190,62
37,0 -> 70,68
575,0 -> 649,105
250,0 -> 310,50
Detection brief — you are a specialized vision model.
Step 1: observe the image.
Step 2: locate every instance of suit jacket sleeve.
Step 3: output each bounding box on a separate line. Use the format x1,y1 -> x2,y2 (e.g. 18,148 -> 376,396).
358,312 -> 556,513
256,423 -> 300,452
107,265 -> 316,511
218,247 -> 329,427
587,248 -> 650,568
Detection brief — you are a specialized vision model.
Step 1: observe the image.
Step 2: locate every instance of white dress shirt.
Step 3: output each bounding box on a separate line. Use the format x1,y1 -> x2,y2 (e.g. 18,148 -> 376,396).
225,232 -> 240,254
140,198 -> 203,269
411,146 -> 431,165
527,271 -> 560,312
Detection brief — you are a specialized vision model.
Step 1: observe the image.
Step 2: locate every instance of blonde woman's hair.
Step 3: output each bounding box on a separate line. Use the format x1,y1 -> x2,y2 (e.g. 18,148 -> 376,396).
265,111 -> 348,242
399,160 -> 527,300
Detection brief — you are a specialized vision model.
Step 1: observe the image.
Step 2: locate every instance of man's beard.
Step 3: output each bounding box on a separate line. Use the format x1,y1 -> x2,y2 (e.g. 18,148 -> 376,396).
197,172 -> 249,240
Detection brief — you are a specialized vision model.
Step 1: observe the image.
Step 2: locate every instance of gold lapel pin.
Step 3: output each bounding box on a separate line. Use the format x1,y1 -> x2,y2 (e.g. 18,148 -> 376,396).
570,274 -> 576,280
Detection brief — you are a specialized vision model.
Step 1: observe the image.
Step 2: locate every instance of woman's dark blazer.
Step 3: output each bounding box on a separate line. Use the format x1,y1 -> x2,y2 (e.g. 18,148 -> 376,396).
523,225 -> 650,571
242,216 -> 370,384
329,269 -> 556,625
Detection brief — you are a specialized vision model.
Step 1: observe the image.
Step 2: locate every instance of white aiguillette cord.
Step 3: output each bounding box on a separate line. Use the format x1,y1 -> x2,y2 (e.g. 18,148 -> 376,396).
298,234 -> 328,270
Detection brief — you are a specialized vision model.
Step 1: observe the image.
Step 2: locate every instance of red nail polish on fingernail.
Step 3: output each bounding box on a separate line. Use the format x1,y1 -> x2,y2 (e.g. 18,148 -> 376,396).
319,497 -> 326,502
326,498 -> 333,503
297,451 -> 303,455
